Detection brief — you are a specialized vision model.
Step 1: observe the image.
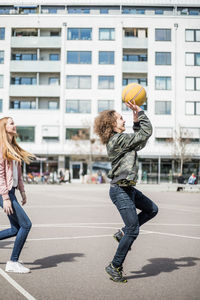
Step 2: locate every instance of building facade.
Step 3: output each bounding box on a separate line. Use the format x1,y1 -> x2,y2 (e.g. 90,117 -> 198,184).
0,0 -> 200,183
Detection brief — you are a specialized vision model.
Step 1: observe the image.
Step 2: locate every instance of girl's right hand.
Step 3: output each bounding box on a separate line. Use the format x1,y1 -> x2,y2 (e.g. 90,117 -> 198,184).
126,100 -> 142,112
3,200 -> 13,215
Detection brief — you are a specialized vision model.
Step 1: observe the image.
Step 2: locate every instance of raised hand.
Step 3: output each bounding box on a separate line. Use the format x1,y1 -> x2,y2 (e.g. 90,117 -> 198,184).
125,100 -> 142,122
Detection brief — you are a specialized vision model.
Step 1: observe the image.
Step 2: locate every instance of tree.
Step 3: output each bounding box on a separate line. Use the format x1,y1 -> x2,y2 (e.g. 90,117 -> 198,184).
169,126 -> 195,175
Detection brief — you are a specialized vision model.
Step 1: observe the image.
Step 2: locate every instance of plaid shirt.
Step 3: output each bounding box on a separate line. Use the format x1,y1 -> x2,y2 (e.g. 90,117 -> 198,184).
106,111 -> 152,185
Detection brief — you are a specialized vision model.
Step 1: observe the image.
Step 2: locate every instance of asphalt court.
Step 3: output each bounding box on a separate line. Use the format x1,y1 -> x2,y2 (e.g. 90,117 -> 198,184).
0,184 -> 200,300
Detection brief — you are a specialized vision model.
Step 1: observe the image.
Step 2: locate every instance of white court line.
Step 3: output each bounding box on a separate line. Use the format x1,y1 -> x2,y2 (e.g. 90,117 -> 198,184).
26,204 -> 112,208
27,234 -> 113,241
142,230 -> 200,240
0,268 -> 36,300
1,222 -> 200,229
147,223 -> 200,227
27,232 -> 150,242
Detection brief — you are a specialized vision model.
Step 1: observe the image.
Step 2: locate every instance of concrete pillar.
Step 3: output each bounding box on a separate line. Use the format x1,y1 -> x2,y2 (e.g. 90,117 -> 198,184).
58,155 -> 65,173
158,156 -> 161,184
138,162 -> 142,184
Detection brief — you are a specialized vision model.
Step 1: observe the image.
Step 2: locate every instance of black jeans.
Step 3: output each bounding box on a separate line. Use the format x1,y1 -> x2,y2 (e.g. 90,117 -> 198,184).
109,185 -> 158,268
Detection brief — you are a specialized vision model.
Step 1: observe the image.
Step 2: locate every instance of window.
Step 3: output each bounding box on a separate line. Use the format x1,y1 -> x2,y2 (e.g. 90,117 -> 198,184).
98,76 -> 114,89
67,51 -> 91,64
0,99 -> 2,112
66,76 -> 91,89
189,10 -> 199,16
185,29 -> 200,42
123,54 -> 147,61
124,28 -> 148,38
50,31 -> 60,36
181,128 -> 200,142
19,8 -> 37,14
49,54 -> 59,61
186,77 -> 200,91
122,8 -> 145,14
186,101 -> 200,115
0,28 -> 5,40
12,29 -> 38,37
42,126 -> 59,141
49,77 -> 59,85
66,128 -> 90,140
122,101 -> 147,111
67,28 -> 92,40
155,77 -> 171,90
98,100 -> 114,112
0,51 -> 4,64
155,29 -> 171,41
42,6 -> 65,14
155,9 -> 164,15
100,8 -> 109,14
99,28 -> 115,40
16,127 -> 35,142
12,53 -> 37,61
99,51 -> 114,64
155,101 -> 171,114
123,78 -> 147,86
22,54 -> 36,60
155,52 -> 171,65
10,100 -> 36,109
66,100 -> 91,113
155,127 -> 173,142
0,75 -> 3,88
11,77 -> 37,85
68,8 -> 90,14
48,101 -> 59,110
185,53 -> 200,66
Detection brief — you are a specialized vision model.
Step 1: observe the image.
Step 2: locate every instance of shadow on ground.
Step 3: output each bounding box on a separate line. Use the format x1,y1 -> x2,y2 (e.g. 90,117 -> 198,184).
0,241 -> 14,249
126,257 -> 200,280
27,253 -> 85,270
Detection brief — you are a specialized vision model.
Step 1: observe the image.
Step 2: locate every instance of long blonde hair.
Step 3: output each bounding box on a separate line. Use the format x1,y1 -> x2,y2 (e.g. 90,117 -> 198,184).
0,117 -> 35,164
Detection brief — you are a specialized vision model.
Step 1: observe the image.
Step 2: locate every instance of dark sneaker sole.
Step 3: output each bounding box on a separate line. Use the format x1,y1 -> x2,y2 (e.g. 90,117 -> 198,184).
110,277 -> 127,283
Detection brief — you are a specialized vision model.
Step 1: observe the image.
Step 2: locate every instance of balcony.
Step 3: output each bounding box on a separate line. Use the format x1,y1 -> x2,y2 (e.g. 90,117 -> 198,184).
10,85 -> 60,97
123,37 -> 148,49
122,61 -> 148,73
11,37 -> 61,48
10,61 -> 60,72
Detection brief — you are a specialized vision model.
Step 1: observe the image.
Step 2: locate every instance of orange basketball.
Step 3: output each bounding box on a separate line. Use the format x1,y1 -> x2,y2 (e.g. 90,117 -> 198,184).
122,83 -> 146,106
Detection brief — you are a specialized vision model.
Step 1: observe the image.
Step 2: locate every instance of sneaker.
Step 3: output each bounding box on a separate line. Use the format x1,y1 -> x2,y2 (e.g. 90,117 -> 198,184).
5,261 -> 30,273
113,230 -> 123,242
113,230 -> 132,251
105,263 -> 127,283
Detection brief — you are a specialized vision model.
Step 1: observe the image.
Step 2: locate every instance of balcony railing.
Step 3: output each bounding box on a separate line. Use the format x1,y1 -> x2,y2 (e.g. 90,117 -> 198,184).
123,37 -> 148,49
10,61 -> 60,72
11,36 -> 61,48
122,61 -> 148,73
10,85 -> 60,97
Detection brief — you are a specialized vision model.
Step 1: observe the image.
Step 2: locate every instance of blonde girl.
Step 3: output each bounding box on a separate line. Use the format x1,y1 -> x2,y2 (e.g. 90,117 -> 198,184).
0,117 -> 35,273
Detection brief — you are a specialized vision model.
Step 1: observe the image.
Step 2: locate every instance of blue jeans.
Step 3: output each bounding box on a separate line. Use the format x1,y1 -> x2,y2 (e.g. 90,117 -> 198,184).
0,187 -> 32,262
109,185 -> 158,268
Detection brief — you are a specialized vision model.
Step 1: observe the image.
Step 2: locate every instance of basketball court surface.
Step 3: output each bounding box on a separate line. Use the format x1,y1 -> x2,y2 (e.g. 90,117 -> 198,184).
0,184 -> 199,300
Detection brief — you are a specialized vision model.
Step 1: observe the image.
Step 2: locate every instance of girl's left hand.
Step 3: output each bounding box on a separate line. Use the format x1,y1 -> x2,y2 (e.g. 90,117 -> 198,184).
21,192 -> 27,205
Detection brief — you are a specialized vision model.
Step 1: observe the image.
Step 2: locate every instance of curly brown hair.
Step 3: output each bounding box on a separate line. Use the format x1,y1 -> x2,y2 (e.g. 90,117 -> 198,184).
94,110 -> 116,144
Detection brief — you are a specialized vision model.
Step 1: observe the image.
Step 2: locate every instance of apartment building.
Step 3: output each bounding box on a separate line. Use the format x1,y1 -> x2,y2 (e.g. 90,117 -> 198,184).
0,0 -> 200,183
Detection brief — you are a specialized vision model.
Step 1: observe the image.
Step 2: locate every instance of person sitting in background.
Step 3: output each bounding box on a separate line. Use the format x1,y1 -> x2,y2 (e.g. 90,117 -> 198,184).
188,173 -> 196,185
177,173 -> 185,192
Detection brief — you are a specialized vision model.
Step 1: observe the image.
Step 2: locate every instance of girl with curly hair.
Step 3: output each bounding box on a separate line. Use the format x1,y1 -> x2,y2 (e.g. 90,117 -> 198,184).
94,102 -> 158,283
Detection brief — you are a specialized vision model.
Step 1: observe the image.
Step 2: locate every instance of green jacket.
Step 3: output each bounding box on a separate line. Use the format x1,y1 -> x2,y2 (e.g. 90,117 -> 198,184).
106,111 -> 152,184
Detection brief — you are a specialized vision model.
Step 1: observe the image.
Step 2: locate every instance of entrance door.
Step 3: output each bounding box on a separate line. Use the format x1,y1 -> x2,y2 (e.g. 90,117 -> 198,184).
70,162 -> 82,182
